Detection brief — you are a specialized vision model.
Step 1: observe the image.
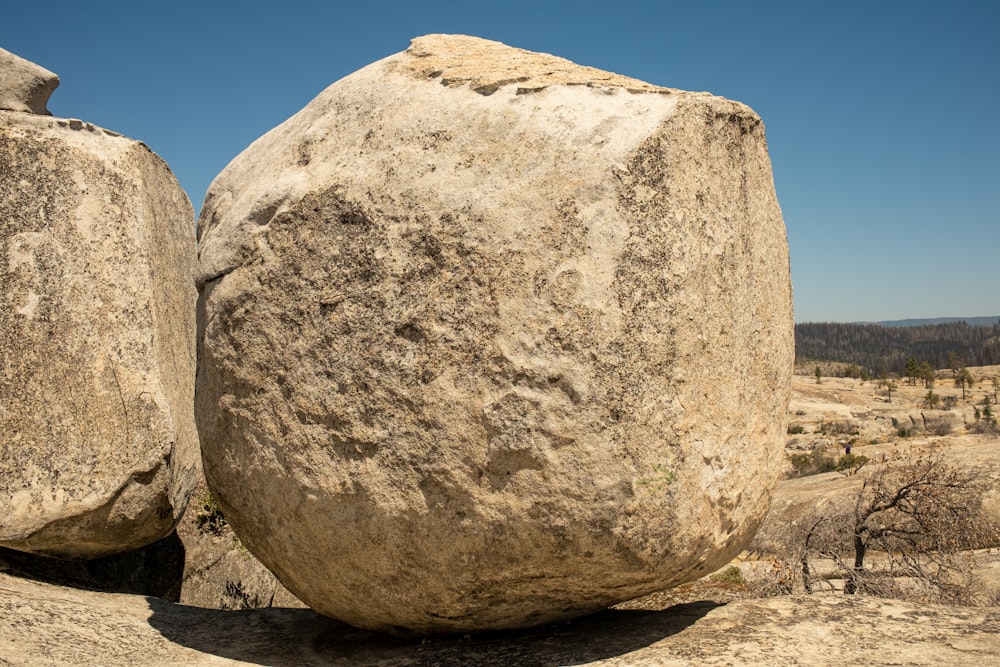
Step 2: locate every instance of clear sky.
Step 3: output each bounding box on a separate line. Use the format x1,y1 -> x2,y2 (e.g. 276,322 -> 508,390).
4,1 -> 997,323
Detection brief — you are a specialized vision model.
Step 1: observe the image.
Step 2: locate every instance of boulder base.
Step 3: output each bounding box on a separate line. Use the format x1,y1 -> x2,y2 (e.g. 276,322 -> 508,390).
4,574 -> 999,666
196,34 -> 793,633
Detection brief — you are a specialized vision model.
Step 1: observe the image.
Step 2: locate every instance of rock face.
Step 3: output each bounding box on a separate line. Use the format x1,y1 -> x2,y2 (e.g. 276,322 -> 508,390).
196,34 -> 793,633
0,59 -> 199,558
0,47 -> 59,115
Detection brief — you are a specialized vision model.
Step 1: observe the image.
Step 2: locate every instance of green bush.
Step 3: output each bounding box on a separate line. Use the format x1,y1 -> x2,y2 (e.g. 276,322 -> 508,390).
787,449 -> 840,478
835,453 -> 869,476
787,424 -> 806,434
934,421 -> 954,436
818,421 -> 860,436
788,450 -> 868,478
709,565 -> 746,586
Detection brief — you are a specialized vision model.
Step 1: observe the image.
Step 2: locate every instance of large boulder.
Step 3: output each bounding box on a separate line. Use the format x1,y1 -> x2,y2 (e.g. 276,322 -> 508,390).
196,34 -> 793,633
0,55 -> 198,558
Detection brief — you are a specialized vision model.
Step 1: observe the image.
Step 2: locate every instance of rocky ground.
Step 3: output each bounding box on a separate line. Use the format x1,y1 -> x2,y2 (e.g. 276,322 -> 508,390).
746,368 -> 1000,604
3,572 -> 998,666
787,364 -> 999,452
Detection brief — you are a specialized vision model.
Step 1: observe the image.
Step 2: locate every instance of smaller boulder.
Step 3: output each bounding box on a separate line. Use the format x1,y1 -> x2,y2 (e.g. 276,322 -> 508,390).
1,57 -> 198,559
0,47 -> 59,115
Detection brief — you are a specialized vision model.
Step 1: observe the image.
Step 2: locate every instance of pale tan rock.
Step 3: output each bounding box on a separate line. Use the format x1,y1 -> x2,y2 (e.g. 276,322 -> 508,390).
176,475 -> 305,610
2,574 -> 998,666
0,47 -> 59,115
196,34 -> 793,633
0,110 -> 198,558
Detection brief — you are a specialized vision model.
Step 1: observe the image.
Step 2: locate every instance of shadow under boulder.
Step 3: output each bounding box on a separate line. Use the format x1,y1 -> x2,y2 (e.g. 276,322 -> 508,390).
0,530 -> 185,600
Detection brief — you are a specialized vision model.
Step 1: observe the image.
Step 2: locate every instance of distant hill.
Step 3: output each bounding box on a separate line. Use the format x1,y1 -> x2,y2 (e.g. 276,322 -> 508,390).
865,316 -> 1000,328
795,320 -> 1000,374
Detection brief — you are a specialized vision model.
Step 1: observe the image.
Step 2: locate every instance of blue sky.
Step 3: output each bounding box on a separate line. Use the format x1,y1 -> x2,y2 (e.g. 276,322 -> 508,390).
4,0 -> 997,323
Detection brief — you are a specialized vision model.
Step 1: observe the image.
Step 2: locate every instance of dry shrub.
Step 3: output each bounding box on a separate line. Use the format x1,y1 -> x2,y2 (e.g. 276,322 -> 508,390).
752,448 -> 999,605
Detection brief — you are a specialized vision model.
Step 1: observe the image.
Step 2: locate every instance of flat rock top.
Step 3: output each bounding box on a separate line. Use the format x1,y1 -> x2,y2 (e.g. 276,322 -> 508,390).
1,573 -> 997,666
395,34 -> 671,94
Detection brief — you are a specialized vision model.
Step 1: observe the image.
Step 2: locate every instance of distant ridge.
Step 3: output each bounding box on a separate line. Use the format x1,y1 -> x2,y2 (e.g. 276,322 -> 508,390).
864,316 -> 1000,328
795,318 -> 1000,373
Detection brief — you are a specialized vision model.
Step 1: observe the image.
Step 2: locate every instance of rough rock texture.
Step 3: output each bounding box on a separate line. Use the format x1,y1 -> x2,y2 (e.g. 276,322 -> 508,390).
0,106 -> 198,558
2,575 -> 998,666
176,474 -> 305,610
0,47 -> 59,115
196,34 -> 793,633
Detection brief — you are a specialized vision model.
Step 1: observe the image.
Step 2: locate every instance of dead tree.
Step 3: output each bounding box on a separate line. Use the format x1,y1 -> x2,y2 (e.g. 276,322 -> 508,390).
781,449 -> 997,603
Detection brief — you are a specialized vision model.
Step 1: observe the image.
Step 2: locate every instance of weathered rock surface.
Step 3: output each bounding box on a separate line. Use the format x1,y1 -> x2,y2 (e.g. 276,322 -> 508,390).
0,88 -> 198,557
0,47 -> 59,115
196,34 -> 793,633
2,574 -> 998,666
176,474 -> 305,610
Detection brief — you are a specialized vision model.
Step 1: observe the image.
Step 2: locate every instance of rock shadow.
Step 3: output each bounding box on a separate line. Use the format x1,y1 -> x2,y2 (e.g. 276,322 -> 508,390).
0,530 -> 185,600
145,598 -> 718,666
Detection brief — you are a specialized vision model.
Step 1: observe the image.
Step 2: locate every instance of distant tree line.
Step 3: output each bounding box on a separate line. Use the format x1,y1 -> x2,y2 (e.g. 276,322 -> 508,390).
795,321 -> 1000,376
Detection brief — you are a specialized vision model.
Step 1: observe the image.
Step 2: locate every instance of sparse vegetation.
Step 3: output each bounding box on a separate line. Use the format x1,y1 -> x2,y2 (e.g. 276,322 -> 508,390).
922,390 -> 940,409
885,379 -> 897,403
763,450 -> 998,605
953,360 -> 975,401
636,465 -> 677,492
221,580 -> 268,610
816,452 -> 992,602
195,493 -> 229,536
709,565 -> 746,586
973,396 -> 997,436
919,362 -> 936,388
983,397 -> 996,426
745,366 -> 1000,609
933,421 -> 954,436
787,450 -> 837,477
787,450 -> 869,479
843,363 -> 863,379
836,453 -> 869,476
817,420 -> 859,436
